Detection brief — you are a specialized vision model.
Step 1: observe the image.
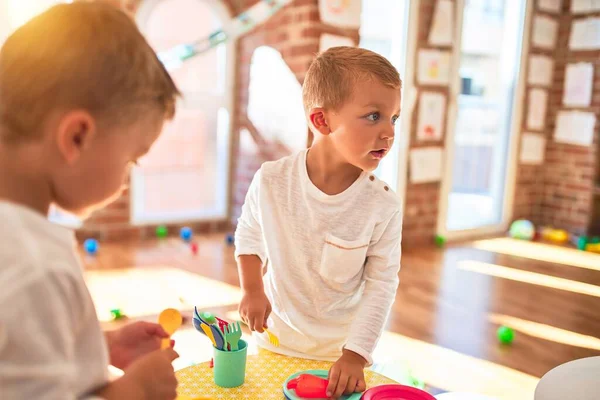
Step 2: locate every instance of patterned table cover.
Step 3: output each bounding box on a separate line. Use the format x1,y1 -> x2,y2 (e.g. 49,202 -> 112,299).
176,348 -> 398,399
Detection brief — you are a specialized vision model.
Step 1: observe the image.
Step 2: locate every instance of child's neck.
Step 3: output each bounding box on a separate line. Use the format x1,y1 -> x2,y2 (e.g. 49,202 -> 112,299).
0,143 -> 52,215
306,141 -> 363,196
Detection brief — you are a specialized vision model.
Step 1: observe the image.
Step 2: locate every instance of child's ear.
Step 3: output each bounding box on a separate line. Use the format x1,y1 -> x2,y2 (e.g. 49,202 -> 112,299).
309,108 -> 331,136
55,110 -> 96,165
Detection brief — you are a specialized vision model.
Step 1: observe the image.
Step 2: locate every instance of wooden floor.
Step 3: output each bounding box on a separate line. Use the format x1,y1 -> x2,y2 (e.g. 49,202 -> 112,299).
81,234 -> 600,399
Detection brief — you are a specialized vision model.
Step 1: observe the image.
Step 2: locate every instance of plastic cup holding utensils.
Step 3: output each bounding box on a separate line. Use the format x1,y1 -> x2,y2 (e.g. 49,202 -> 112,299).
213,339 -> 248,388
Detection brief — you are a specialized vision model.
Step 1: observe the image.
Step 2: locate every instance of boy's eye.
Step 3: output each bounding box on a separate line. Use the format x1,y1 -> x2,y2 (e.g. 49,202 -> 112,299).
366,112 -> 380,122
392,115 -> 399,125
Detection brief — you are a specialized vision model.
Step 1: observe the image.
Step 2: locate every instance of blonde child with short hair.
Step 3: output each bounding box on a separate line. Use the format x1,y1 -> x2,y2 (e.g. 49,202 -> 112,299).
236,46 -> 403,399
0,3 -> 182,399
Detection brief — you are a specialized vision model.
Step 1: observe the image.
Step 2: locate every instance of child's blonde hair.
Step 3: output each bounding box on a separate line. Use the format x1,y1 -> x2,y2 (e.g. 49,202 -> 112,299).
0,2 -> 180,143
302,46 -> 402,113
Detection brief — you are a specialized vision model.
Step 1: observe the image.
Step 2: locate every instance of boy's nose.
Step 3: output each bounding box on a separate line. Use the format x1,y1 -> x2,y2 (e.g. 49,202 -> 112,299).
380,126 -> 395,140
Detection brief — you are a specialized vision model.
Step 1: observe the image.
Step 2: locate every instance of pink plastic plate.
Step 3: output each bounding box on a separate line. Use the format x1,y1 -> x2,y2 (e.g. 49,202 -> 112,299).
361,384 -> 436,400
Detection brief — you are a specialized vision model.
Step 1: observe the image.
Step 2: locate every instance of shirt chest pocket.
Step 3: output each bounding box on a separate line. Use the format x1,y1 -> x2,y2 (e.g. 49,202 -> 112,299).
319,234 -> 370,290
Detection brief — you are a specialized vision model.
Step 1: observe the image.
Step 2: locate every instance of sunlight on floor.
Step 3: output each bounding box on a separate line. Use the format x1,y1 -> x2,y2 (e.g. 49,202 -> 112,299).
488,313 -> 600,351
85,267 -> 242,321
458,260 -> 600,298
373,332 -> 538,400
472,238 -> 600,272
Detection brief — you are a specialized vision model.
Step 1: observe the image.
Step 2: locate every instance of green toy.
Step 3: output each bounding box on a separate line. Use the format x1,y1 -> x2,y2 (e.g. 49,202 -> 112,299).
110,308 -> 125,320
509,220 -> 534,240
434,235 -> 446,248
156,225 -> 168,238
497,325 -> 515,344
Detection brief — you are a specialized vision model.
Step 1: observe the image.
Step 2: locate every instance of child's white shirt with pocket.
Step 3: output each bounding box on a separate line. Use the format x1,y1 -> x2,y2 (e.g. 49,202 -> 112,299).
235,149 -> 402,365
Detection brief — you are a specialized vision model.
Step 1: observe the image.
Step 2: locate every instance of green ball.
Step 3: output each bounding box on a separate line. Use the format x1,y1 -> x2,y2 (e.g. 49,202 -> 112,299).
434,235 -> 446,248
156,225 -> 168,238
110,308 -> 124,320
497,325 -> 515,344
577,236 -> 589,250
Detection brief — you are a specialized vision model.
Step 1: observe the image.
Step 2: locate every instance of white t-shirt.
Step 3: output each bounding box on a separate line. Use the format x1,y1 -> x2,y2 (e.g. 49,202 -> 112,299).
0,202 -> 109,399
235,149 -> 402,365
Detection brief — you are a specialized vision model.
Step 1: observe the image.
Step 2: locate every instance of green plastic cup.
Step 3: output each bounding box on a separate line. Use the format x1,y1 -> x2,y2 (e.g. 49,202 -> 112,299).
213,339 -> 247,388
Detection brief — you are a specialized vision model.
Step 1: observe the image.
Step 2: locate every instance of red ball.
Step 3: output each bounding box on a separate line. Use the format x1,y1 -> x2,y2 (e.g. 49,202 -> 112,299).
191,243 -> 198,255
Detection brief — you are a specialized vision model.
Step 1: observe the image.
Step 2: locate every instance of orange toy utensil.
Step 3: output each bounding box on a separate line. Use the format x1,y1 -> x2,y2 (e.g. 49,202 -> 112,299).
159,308 -> 182,349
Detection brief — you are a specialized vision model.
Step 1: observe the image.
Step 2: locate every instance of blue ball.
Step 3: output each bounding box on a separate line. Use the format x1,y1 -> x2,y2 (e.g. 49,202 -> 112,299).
180,227 -> 193,242
226,233 -> 234,245
84,239 -> 99,255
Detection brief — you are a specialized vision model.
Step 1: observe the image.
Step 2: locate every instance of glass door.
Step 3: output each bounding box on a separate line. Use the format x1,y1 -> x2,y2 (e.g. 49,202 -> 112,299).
444,0 -> 527,232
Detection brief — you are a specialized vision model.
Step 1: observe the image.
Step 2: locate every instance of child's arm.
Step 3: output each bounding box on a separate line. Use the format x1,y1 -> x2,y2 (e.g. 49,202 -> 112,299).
344,210 -> 402,363
326,210 -> 402,398
234,169 -> 272,332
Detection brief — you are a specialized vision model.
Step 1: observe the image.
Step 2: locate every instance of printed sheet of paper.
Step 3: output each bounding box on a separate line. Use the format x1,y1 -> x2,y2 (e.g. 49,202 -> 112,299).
532,15 -> 559,49
528,55 -> 554,87
527,89 -> 549,131
569,17 -> 600,50
563,63 -> 594,107
429,0 -> 454,46
520,133 -> 546,165
409,147 -> 443,184
539,0 -> 562,12
571,0 -> 600,13
417,49 -> 451,86
319,0 -> 362,28
554,111 -> 597,146
319,34 -> 355,52
417,92 -> 446,141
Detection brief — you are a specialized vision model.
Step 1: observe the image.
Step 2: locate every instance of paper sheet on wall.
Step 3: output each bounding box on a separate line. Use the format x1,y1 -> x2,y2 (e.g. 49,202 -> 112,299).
571,0 -> 600,13
319,34 -> 355,51
532,15 -> 559,49
528,55 -> 554,87
409,147 -> 443,184
417,49 -> 451,86
539,0 -> 562,12
554,111 -> 596,146
520,133 -> 546,165
569,17 -> 600,50
563,63 -> 594,107
527,89 -> 548,130
319,0 -> 362,28
429,0 -> 454,46
417,92 -> 446,141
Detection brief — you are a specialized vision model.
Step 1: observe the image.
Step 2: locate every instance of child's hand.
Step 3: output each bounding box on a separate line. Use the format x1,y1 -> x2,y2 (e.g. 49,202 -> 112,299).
239,289 -> 271,333
326,350 -> 367,399
107,321 -> 173,370
97,348 -> 179,400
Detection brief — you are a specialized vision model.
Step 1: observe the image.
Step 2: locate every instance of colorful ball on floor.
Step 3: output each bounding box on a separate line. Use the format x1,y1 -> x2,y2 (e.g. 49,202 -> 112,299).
180,227 -> 193,242
509,220 -> 534,240
156,225 -> 168,238
497,325 -> 515,344
110,308 -> 125,320
84,238 -> 99,255
434,235 -> 446,248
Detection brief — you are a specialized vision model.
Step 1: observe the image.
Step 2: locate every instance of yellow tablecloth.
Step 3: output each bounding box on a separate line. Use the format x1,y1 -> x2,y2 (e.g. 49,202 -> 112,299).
176,349 -> 398,399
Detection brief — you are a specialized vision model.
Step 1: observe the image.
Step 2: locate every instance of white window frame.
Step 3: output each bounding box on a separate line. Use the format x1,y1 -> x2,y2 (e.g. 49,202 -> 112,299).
131,0 -> 236,226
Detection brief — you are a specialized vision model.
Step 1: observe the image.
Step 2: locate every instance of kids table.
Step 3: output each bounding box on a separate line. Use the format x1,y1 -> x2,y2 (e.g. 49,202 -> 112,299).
176,348 -> 398,399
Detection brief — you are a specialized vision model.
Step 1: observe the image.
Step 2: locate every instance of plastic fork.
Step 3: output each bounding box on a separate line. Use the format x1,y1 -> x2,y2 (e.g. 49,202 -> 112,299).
223,322 -> 242,351
264,328 -> 280,347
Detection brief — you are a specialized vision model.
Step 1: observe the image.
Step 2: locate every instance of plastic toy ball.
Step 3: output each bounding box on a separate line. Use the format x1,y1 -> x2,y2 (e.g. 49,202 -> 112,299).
191,243 -> 199,255
434,235 -> 446,248
84,239 -> 99,255
497,325 -> 515,344
225,233 -> 234,246
156,225 -> 168,238
509,220 -> 534,240
180,227 -> 193,242
110,308 -> 125,320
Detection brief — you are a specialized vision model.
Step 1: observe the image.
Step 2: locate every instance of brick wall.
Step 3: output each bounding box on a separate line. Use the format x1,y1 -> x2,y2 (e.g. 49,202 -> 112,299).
514,0 -> 600,236
401,0 -> 451,247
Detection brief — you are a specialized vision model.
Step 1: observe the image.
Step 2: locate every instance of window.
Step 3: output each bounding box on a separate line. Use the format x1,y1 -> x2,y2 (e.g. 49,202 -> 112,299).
132,0 -> 232,224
